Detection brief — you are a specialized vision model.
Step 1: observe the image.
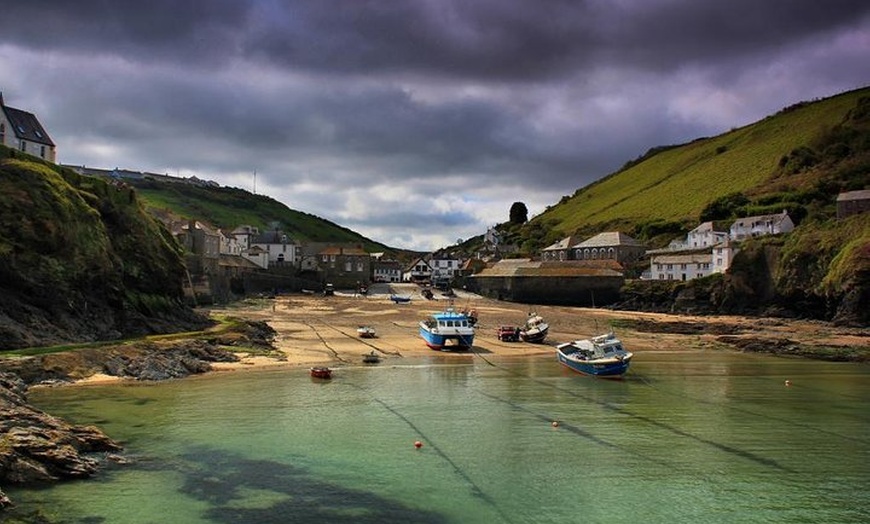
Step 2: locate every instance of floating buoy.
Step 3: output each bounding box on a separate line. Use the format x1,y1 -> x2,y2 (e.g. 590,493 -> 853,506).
785,380 -> 792,387
414,440 -> 423,449
551,421 -> 559,428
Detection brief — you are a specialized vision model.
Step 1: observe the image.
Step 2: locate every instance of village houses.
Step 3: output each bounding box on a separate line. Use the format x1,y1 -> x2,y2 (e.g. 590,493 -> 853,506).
572,232 -> 646,265
729,210 -> 794,241
541,235 -> 582,261
249,229 -> 298,267
0,93 -> 56,163
648,211 -> 794,281
373,259 -> 403,283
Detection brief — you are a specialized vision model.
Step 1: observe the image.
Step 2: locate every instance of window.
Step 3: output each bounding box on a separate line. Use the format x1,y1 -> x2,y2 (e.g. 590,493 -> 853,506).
345,261 -> 352,271
356,262 -> 364,272
40,145 -> 45,158
0,123 -> 5,144
20,140 -> 26,152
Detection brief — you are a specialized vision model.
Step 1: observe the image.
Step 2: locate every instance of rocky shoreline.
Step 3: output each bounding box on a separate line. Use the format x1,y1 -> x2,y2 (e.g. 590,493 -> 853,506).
0,320 -> 276,511
0,372 -> 121,510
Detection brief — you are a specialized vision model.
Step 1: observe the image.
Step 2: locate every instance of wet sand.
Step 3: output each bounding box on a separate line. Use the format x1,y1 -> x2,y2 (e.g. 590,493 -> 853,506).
196,283 -> 868,376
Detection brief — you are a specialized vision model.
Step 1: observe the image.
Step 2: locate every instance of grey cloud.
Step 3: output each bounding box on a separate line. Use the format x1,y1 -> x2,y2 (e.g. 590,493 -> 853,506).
2,1 -> 868,250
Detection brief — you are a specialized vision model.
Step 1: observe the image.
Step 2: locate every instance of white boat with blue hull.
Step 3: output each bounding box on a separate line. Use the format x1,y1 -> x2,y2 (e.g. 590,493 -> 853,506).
420,307 -> 476,350
555,332 -> 632,378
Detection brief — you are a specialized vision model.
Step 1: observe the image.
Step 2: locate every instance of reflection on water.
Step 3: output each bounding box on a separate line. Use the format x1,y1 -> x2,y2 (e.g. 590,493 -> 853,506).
8,351 -> 870,524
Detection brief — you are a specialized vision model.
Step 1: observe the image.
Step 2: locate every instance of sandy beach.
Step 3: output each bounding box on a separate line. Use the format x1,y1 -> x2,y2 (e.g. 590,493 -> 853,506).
193,283 -> 868,377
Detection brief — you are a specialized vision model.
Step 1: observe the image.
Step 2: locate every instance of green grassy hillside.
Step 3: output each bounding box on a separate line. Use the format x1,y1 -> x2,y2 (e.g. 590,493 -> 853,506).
0,147 -> 209,349
534,86 -> 870,240
131,179 -> 391,253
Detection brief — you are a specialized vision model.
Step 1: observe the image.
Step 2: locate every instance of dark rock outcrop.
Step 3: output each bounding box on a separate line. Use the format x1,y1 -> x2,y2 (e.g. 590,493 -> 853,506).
0,372 -> 122,509
0,340 -> 241,386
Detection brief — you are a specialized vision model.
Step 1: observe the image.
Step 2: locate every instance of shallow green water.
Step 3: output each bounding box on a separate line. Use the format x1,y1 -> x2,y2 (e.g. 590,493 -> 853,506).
7,351 -> 870,523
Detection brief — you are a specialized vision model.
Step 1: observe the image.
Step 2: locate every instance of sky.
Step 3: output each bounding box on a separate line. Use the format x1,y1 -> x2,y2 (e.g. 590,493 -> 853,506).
2,1 -> 869,251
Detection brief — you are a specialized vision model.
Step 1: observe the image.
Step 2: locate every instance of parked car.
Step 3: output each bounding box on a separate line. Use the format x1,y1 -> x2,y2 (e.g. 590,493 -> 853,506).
497,325 -> 521,342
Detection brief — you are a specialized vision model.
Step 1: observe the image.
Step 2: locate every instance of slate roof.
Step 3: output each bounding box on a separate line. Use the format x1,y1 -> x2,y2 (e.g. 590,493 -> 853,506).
252,230 -> 295,244
542,235 -> 582,252
730,211 -> 790,229
837,189 -> 870,202
1,102 -> 55,146
572,232 -> 643,249
474,259 -> 623,278
650,253 -> 713,264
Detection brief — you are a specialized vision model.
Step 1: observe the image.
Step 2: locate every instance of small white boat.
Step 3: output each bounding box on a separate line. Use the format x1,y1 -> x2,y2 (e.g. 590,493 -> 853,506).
555,332 -> 632,378
519,312 -> 549,343
357,326 -> 376,338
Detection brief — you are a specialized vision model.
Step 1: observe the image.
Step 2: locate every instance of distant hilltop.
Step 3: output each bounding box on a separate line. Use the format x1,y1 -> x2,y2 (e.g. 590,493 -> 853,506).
64,165 -> 222,188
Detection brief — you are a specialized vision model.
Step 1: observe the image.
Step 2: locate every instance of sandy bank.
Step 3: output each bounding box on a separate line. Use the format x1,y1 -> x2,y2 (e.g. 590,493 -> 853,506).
200,283 -> 869,375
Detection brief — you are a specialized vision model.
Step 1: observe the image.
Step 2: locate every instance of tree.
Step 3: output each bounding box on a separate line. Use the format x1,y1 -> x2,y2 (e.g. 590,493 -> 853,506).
509,202 -> 528,224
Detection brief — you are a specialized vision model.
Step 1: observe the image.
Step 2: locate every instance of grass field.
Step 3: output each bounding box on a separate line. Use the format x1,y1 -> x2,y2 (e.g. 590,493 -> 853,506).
537,87 -> 869,235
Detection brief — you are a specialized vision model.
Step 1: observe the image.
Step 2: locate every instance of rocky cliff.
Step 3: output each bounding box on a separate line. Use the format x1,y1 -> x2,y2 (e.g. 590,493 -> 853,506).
0,149 -> 212,349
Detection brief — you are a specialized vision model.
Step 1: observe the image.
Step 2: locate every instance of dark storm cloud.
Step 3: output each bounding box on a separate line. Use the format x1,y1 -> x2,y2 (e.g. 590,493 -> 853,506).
7,1 -> 868,77
1,1 -> 868,250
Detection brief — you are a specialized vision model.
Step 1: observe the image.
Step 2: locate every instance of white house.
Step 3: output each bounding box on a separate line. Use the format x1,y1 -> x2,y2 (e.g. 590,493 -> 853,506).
250,229 -> 298,267
218,230 -> 243,256
711,240 -> 739,274
685,222 -> 729,249
0,93 -> 56,163
484,226 -> 501,247
649,253 -> 713,281
230,225 -> 260,251
404,256 -> 432,283
373,260 -> 402,283
730,211 -> 794,241
429,254 -> 463,283
241,245 -> 270,269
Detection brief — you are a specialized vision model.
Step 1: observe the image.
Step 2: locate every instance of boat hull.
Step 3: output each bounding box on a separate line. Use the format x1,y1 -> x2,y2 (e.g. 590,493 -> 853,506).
309,367 -> 332,379
520,327 -> 548,343
357,327 -> 376,338
419,327 -> 474,351
556,350 -> 630,377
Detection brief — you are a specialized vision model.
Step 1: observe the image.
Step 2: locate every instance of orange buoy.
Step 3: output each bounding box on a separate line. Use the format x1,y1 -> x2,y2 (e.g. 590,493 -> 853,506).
414,440 -> 423,449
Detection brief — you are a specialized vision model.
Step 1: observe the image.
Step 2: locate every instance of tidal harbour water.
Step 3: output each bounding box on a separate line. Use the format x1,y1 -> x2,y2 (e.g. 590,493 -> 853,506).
8,350 -> 870,523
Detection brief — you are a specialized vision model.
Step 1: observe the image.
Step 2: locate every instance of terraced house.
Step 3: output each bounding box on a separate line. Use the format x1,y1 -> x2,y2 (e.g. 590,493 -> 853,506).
0,93 -> 56,162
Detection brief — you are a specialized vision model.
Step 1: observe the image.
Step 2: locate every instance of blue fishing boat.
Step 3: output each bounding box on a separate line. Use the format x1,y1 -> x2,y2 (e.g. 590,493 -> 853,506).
419,307 -> 476,350
555,332 -> 632,378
